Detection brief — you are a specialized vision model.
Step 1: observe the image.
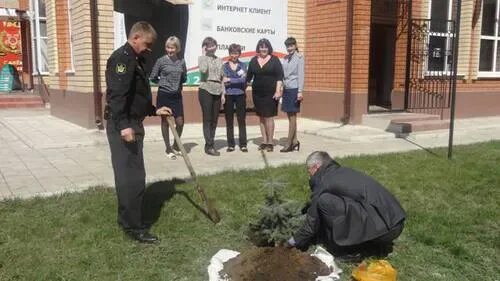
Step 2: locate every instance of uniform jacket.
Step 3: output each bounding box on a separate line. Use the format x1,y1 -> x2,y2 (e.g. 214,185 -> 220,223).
294,161 -> 406,249
106,43 -> 156,132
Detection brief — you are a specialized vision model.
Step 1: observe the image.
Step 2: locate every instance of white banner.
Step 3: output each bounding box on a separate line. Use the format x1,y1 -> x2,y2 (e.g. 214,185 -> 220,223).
184,0 -> 288,84
113,1 -> 288,85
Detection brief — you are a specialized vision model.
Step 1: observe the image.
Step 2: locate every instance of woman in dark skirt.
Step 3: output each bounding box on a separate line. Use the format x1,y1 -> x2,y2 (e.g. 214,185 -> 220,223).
280,37 -> 304,152
150,36 -> 187,159
246,39 -> 284,152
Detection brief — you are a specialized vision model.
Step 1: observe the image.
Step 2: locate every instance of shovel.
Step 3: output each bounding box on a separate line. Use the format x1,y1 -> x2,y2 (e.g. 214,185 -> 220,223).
166,116 -> 221,223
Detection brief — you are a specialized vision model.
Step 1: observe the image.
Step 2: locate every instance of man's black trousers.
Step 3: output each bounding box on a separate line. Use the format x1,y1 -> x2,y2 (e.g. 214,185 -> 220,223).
106,120 -> 146,233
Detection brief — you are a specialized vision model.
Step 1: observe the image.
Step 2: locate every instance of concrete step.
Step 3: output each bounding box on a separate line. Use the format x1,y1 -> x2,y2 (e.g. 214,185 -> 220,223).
387,114 -> 440,123
389,119 -> 450,134
0,94 -> 44,109
362,112 -> 441,131
0,94 -> 42,101
0,101 -> 44,109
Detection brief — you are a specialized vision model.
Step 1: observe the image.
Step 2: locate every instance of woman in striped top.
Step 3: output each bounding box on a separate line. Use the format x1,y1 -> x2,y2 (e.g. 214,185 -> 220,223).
150,36 -> 187,159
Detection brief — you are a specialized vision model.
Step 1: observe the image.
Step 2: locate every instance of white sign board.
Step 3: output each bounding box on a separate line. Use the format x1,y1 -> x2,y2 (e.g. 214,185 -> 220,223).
184,0 -> 288,84
114,0 -> 288,85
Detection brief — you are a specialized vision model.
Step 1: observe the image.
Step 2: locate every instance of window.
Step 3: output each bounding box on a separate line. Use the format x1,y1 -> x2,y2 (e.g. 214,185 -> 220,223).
427,0 -> 456,75
31,0 -> 49,74
478,0 -> 500,77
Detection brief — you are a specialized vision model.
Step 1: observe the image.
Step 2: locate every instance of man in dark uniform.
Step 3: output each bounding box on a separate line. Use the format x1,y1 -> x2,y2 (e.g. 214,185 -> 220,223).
105,21 -> 172,243
288,151 -> 406,261
114,0 -> 189,73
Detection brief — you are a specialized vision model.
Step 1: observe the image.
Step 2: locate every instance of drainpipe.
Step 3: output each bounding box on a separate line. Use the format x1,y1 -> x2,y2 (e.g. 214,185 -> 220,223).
90,0 -> 103,129
342,0 -> 354,124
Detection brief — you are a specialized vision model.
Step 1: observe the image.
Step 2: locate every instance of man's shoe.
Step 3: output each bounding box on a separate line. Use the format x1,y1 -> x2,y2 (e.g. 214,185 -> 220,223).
362,242 -> 394,258
335,252 -> 362,263
127,231 -> 159,244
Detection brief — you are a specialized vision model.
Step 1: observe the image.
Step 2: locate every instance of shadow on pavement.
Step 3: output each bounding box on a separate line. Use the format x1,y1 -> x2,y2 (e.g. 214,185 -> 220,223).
181,142 -> 198,153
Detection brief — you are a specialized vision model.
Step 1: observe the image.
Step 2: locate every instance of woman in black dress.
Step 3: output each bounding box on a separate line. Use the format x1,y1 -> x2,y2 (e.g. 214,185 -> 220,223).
246,39 -> 284,152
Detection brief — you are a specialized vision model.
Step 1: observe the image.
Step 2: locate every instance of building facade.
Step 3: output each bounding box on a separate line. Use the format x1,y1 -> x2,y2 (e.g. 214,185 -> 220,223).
46,0 -> 305,128
305,0 -> 500,123
46,0 -> 500,129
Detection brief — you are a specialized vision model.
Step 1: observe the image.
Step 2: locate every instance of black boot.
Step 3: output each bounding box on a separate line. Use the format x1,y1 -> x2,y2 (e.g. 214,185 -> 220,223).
126,231 -> 159,244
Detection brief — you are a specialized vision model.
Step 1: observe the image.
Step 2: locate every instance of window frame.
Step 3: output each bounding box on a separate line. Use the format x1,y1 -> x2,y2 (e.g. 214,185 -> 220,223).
31,0 -> 49,76
426,0 -> 456,76
478,0 -> 500,78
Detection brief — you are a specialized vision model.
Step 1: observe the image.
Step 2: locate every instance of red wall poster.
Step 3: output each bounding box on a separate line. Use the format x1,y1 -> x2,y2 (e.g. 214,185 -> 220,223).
0,19 -> 22,72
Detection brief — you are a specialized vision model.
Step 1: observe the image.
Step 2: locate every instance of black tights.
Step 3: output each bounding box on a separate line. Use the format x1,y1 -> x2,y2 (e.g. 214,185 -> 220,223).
161,116 -> 184,152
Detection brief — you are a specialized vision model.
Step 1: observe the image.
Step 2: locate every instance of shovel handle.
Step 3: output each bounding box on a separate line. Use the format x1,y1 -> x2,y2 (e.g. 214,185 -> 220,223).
166,116 -> 197,180
166,115 -> 221,223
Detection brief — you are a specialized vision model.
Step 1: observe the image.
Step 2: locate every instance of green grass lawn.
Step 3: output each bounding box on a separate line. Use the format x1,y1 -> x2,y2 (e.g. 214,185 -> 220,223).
1,142 -> 499,281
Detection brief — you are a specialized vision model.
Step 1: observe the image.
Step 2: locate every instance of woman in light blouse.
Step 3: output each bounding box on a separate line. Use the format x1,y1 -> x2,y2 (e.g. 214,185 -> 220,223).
280,37 -> 304,152
198,37 -> 225,156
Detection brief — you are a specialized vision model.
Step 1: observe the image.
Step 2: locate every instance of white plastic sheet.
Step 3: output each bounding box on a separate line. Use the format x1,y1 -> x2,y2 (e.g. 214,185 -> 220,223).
207,246 -> 342,281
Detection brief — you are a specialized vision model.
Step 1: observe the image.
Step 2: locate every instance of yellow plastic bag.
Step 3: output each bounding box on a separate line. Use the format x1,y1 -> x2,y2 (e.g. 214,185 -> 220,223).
352,260 -> 397,281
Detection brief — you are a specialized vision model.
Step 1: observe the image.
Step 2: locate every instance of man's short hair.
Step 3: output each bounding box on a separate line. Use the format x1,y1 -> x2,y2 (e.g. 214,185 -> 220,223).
202,37 -> 217,48
228,43 -> 242,55
306,151 -> 337,168
128,21 -> 157,41
165,36 -> 182,53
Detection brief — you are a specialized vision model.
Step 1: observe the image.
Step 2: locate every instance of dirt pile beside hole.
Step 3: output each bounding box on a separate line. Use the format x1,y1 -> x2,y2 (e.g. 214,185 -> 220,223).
221,247 -> 330,281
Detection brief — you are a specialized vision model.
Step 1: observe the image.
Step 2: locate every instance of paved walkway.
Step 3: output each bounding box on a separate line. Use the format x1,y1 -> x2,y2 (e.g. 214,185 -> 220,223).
1,108 -> 500,200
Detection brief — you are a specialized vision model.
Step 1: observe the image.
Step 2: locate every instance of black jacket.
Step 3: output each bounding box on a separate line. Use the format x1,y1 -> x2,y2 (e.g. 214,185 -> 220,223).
105,43 -> 155,131
294,161 -> 406,249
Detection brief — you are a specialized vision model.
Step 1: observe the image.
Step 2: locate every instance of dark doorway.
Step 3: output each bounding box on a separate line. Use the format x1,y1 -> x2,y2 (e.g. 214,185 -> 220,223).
368,0 -> 397,112
368,24 -> 396,111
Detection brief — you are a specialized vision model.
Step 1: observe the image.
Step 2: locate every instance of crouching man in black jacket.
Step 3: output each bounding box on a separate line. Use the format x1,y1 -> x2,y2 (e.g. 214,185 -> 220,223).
287,151 -> 406,261
106,21 -> 172,243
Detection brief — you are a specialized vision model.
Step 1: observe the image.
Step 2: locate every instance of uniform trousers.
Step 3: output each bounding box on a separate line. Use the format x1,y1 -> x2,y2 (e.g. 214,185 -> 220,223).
106,119 -> 147,233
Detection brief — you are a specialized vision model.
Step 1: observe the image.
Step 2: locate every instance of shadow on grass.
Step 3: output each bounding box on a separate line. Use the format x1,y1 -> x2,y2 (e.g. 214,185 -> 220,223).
143,178 -> 215,226
176,190 -> 217,223
143,179 -> 180,227
399,137 -> 441,157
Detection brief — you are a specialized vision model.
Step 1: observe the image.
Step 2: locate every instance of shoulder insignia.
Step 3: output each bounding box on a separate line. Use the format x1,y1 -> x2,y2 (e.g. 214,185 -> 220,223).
116,63 -> 127,74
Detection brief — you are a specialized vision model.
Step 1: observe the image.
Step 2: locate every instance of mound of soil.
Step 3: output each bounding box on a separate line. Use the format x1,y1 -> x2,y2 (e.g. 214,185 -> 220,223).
220,247 -> 330,281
